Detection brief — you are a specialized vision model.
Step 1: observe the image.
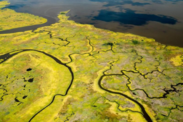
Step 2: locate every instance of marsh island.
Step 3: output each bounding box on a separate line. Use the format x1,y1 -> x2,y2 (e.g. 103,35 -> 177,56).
0,1 -> 183,122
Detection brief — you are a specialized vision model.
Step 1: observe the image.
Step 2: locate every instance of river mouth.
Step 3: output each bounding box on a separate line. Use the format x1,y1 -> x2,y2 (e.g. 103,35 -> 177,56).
2,0 -> 183,47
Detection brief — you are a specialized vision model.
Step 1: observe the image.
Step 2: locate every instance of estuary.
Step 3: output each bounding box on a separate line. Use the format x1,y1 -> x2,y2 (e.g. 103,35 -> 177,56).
2,0 -> 183,47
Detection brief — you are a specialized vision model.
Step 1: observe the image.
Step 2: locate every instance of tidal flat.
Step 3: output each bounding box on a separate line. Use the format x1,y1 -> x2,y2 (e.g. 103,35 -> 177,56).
0,0 -> 183,122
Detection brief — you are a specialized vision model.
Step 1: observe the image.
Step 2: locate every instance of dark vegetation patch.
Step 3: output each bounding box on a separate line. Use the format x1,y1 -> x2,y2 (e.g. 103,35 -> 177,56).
132,40 -> 140,45
60,12 -> 67,15
103,42 -> 114,46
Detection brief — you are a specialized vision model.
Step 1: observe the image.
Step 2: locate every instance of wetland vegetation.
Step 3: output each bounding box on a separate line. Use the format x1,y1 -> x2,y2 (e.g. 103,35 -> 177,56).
0,0 -> 183,122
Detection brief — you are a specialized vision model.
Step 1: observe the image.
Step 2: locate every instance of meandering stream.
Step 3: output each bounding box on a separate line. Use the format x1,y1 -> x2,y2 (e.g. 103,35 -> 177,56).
0,49 -> 152,122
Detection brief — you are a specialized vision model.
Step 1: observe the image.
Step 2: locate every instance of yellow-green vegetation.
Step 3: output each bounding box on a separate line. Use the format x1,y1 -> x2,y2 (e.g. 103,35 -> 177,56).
0,51 -> 71,122
170,54 -> 183,66
0,1 -> 47,31
0,0 -> 9,9
1,4 -> 183,122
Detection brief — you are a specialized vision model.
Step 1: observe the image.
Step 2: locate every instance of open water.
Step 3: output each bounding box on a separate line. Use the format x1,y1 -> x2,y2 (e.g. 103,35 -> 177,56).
2,0 -> 183,47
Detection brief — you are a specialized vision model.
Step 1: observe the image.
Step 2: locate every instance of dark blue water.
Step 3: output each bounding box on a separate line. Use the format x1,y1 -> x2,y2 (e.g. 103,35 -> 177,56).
2,0 -> 183,46
93,9 -> 177,25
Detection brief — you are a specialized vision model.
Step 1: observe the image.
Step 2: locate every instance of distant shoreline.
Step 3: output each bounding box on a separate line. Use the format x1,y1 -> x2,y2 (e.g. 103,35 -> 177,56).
0,15 -> 56,34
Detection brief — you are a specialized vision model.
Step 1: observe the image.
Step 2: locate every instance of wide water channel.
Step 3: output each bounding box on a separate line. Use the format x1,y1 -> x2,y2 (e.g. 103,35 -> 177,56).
2,0 -> 183,47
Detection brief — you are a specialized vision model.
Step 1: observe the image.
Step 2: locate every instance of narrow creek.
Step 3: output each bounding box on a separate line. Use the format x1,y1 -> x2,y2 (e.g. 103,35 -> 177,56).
98,75 -> 152,122
0,49 -> 74,121
0,16 -> 56,34
0,49 -> 152,122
